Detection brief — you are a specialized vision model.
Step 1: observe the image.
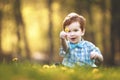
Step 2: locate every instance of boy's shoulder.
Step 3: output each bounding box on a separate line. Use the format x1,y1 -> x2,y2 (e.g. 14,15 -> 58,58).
82,40 -> 96,47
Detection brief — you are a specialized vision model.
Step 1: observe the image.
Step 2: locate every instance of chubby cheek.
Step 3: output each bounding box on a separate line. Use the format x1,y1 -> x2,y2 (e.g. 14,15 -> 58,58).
76,32 -> 81,36
75,32 -> 82,37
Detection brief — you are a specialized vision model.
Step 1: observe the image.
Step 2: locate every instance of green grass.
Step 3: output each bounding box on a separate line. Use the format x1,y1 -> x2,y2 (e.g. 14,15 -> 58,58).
0,62 -> 120,80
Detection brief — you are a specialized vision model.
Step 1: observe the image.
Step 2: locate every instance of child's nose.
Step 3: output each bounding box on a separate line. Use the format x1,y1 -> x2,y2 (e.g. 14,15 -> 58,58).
70,32 -> 74,36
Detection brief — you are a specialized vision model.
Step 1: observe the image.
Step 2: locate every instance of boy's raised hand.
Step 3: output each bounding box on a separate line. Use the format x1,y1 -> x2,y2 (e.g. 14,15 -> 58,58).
60,31 -> 68,39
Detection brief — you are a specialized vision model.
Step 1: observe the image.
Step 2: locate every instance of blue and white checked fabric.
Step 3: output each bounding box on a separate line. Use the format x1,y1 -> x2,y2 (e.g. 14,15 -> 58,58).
59,39 -> 101,67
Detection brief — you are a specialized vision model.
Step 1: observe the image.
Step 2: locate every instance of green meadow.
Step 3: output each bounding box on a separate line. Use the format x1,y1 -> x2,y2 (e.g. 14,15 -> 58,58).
0,62 -> 120,80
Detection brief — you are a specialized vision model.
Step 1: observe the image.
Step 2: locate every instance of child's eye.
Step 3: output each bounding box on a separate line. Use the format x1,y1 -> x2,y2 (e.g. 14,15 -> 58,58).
68,30 -> 71,33
74,29 -> 78,32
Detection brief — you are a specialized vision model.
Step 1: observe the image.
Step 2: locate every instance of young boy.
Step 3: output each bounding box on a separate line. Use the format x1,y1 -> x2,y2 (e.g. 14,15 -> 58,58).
59,12 -> 103,67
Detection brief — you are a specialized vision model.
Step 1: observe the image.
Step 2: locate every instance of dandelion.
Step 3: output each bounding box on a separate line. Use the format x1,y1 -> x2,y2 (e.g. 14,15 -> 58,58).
61,66 -> 67,71
92,68 -> 99,74
65,27 -> 69,32
50,64 -> 56,69
12,57 -> 18,62
43,65 -> 50,69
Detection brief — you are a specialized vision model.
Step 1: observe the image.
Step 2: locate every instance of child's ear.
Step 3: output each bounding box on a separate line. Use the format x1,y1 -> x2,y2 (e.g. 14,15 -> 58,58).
81,29 -> 85,36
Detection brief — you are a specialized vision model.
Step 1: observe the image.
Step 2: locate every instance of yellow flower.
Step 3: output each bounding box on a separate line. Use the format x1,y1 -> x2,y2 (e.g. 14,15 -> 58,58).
43,65 -> 50,69
92,68 -> 103,79
61,66 -> 67,71
50,64 -> 56,68
65,27 -> 69,32
12,58 -> 18,61
92,68 -> 99,74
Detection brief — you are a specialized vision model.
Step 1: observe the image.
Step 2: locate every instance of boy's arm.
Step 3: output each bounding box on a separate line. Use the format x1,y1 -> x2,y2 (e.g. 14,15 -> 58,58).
60,38 -> 68,52
89,43 -> 103,64
90,50 -> 104,63
60,31 -> 68,52
59,37 -> 68,57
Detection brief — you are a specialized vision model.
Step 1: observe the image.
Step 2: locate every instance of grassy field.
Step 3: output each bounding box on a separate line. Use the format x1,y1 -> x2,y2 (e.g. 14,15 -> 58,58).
0,62 -> 120,80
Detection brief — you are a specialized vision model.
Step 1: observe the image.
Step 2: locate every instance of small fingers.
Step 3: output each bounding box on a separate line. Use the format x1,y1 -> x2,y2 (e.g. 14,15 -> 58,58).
60,31 -> 67,39
90,52 -> 98,60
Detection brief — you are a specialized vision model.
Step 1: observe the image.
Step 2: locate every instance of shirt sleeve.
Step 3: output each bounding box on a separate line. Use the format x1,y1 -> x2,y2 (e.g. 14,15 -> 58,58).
86,41 -> 103,64
59,47 -> 67,57
86,41 -> 101,54
94,47 -> 101,54
59,41 -> 69,57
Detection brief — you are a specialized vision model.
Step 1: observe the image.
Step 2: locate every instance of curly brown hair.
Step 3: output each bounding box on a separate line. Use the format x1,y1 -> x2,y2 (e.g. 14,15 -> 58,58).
62,12 -> 86,32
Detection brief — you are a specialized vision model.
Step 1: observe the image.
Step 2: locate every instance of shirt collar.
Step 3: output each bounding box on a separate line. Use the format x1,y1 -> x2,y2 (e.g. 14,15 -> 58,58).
68,38 -> 85,49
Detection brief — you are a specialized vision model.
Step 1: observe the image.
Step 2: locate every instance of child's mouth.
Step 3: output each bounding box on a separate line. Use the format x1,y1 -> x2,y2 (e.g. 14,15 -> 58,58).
71,38 -> 76,41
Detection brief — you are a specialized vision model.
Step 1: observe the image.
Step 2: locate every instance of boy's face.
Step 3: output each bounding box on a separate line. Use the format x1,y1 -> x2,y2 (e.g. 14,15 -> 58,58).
66,22 -> 84,43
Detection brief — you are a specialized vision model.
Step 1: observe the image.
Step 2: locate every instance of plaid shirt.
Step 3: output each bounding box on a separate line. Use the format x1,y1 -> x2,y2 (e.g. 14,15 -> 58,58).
59,39 -> 102,67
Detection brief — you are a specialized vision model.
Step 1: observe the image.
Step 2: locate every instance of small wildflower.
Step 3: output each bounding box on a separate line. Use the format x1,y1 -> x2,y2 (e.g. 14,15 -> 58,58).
92,68 -> 99,74
43,65 -> 50,69
50,64 -> 56,68
65,27 -> 69,32
61,66 -> 67,71
12,58 -> 18,62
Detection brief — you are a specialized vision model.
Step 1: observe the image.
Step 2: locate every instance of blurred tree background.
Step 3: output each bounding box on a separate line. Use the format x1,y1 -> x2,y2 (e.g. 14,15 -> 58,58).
0,0 -> 119,66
